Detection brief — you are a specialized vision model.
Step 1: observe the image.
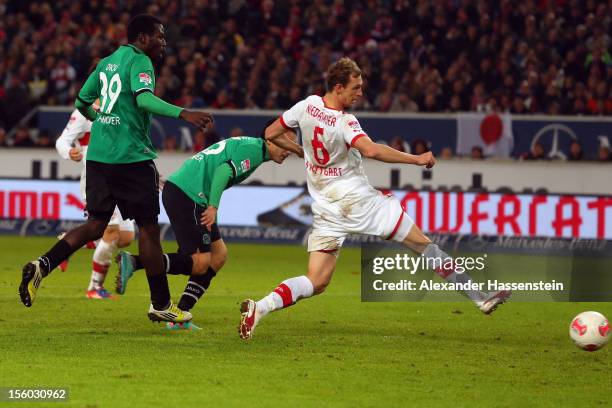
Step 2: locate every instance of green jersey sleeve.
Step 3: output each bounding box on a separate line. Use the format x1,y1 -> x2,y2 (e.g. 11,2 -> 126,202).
130,54 -> 155,96
226,144 -> 266,180
136,91 -> 183,118
208,163 -> 233,208
77,66 -> 100,105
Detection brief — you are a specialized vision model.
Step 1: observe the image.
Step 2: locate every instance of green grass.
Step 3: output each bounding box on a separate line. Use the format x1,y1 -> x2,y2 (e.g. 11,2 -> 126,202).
0,236 -> 610,408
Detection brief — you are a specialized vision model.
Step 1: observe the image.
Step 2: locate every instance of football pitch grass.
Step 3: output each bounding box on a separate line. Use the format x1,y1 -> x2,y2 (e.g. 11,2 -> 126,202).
0,236 -> 610,407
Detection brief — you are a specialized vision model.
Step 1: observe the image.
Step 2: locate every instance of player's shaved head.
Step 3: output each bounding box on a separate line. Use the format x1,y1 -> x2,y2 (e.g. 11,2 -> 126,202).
325,58 -> 362,92
127,14 -> 162,42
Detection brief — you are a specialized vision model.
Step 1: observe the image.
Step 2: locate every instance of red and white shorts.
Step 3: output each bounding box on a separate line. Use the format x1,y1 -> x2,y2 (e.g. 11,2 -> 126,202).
307,192 -> 414,254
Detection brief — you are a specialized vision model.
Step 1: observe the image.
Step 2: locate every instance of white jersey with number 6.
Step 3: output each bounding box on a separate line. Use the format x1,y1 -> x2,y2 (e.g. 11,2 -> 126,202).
281,95 -> 377,205
280,95 -> 414,251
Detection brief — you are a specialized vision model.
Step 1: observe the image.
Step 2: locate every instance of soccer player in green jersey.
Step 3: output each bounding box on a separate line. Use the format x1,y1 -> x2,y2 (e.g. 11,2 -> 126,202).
19,15 -> 213,323
114,122 -> 302,329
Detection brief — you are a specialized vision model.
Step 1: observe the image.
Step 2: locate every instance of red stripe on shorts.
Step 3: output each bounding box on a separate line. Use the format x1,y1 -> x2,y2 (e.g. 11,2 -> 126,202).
274,283 -> 293,307
387,211 -> 405,241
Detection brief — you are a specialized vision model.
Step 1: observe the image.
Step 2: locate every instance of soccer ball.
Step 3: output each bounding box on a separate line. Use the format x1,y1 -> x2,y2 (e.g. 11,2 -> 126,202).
569,311 -> 610,352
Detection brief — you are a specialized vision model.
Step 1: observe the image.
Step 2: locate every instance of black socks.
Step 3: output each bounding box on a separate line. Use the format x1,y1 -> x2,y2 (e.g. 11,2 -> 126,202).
133,253 -> 193,275
177,267 -> 217,311
39,240 -> 74,276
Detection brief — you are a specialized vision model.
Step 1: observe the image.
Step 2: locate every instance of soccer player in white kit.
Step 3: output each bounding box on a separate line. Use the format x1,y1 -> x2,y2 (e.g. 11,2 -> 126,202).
56,107 -> 135,299
239,58 -> 511,340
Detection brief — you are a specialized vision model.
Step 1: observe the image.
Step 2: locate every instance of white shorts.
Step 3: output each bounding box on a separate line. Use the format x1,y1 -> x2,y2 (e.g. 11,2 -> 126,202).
107,207 -> 135,232
307,192 -> 414,253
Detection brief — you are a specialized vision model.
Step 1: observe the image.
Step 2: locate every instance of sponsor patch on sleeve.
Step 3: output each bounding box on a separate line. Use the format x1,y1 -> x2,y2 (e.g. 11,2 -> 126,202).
348,120 -> 363,133
240,159 -> 251,172
139,72 -> 152,86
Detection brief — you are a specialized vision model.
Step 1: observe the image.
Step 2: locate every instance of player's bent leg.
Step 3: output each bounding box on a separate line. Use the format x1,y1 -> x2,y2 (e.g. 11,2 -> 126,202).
20,217 -> 109,307
176,252 -> 211,312
400,223 -> 511,314
239,252 -> 334,340
239,233 -> 342,340
117,219 -> 135,248
398,222 -> 431,254
115,250 -> 195,294
117,231 -> 135,248
239,271 -> 319,340
306,250 -> 338,295
87,226 -> 119,299
210,239 -> 228,272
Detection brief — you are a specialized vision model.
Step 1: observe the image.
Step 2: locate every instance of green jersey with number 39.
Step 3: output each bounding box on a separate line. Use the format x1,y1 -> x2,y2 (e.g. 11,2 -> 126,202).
77,44 -> 157,163
168,137 -> 270,206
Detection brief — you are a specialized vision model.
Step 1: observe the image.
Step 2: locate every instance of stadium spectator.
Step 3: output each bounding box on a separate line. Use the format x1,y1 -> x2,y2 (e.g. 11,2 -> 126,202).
192,130 -> 206,153
0,127 -> 6,147
49,58 -> 76,105
0,0 -> 610,118
567,141 -> 584,161
35,130 -> 53,148
586,81 -> 612,115
163,136 -> 179,152
471,146 -> 484,160
193,126 -> 222,153
597,146 -> 612,162
12,126 -> 35,147
389,137 -> 408,153
440,147 -> 454,160
3,77 -> 31,129
523,142 -> 547,160
229,127 -> 244,138
411,139 -> 429,155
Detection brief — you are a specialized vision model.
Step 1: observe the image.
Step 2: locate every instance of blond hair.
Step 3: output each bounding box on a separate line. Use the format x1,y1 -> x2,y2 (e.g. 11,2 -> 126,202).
325,57 -> 362,91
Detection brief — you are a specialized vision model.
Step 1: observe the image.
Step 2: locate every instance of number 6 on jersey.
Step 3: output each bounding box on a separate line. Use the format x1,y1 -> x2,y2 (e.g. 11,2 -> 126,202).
311,126 -> 330,165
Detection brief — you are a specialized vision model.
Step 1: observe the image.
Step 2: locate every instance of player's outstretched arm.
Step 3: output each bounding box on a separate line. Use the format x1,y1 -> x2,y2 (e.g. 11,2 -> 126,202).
264,119 -> 304,158
353,136 -> 435,168
135,92 -> 213,128
200,163 -> 233,230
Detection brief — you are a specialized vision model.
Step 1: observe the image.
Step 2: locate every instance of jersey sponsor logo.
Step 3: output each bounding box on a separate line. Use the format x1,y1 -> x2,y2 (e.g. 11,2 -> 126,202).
240,159 -> 251,172
139,72 -> 152,86
348,120 -> 362,133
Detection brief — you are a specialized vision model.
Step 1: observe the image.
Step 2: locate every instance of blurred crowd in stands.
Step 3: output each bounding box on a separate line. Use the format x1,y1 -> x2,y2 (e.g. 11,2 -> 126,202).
0,0 -> 610,160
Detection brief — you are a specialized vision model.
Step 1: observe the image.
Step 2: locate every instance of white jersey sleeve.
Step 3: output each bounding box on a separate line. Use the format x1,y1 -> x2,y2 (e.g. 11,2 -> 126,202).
280,99 -> 308,129
339,114 -> 368,146
55,109 -> 91,160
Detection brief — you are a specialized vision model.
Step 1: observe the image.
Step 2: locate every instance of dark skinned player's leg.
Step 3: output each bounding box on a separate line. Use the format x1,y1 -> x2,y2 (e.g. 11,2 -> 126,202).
136,220 -> 170,310
19,216 -> 109,307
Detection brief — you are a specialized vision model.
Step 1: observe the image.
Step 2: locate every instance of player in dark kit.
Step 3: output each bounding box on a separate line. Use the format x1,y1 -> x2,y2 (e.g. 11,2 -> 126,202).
19,14 -> 213,323
114,122 -> 302,329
